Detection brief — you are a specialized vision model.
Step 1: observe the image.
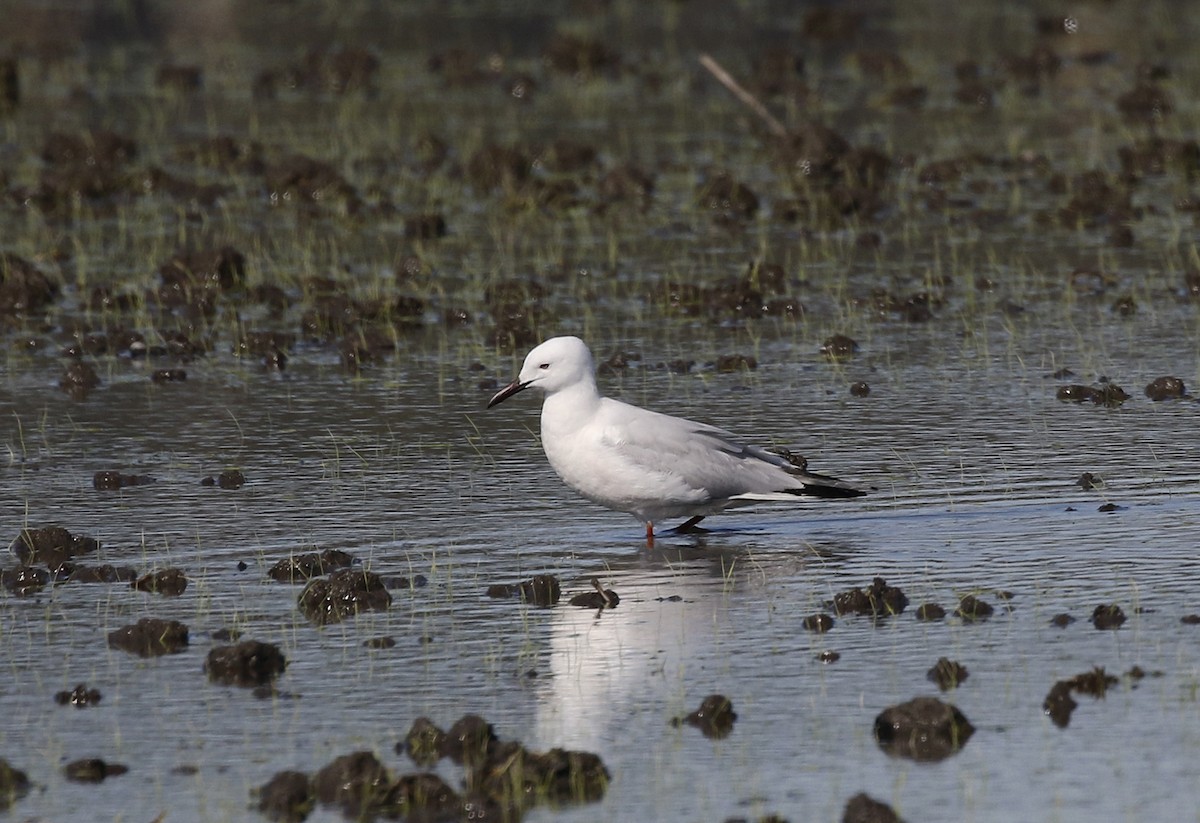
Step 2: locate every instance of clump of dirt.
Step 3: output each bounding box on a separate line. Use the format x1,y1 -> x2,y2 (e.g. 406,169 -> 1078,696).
0,253 -> 61,315
63,758 -> 128,783
364,636 -> 396,649
0,759 -> 30,810
670,694 -> 737,739
1,566 -> 49,596
1091,603 -> 1126,629
821,334 -> 859,359
440,714 -> 498,766
849,381 -> 871,397
54,683 -> 102,707
1043,666 -> 1119,728
567,579 -> 619,609
1145,376 -> 1186,400
802,613 -> 835,633
400,717 -> 448,766
267,549 -> 356,582
817,650 -> 841,664
1056,382 -> 1130,407
914,603 -> 946,621
696,171 -> 759,222
468,742 -> 609,810
1077,472 -> 1104,490
255,769 -> 313,823
486,574 -> 561,606
1050,613 -> 1075,628
66,564 -> 137,583
843,792 -> 906,823
133,568 -> 188,596
151,368 -> 187,382
92,471 -> 156,490
927,658 -> 969,691
829,577 -> 908,618
107,617 -> 189,657
874,696 -> 974,761
9,526 -> 98,568
279,715 -> 607,820
298,569 -> 392,625
206,640 -> 287,688
217,470 -> 246,489
955,594 -> 994,622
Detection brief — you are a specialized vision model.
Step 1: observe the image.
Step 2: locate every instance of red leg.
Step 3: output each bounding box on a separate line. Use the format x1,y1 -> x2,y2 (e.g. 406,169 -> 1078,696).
645,521 -> 655,548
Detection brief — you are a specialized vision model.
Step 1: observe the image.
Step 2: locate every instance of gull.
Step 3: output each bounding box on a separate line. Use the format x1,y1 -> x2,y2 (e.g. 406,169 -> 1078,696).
488,336 -> 865,544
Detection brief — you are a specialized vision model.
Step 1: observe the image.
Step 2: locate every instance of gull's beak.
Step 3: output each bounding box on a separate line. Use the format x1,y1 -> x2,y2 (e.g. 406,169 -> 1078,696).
488,379 -> 530,408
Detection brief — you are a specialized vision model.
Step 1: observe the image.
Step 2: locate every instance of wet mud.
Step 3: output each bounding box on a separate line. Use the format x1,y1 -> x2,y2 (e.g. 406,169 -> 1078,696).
298,569 -> 392,625
259,715 -> 607,822
670,695 -> 738,740
874,697 -> 975,762
106,618 -> 189,658
486,574 -> 561,607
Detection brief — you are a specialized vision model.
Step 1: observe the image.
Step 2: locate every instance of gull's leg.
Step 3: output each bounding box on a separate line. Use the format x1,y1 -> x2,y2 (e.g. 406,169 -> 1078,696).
645,521 -> 655,547
673,515 -> 706,533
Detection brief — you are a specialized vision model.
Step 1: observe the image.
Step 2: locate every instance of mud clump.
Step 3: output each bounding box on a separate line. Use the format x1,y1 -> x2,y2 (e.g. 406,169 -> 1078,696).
440,714 -> 498,766
1043,666 -> 1119,728
0,253 -> 60,315
696,171 -> 759,222
217,469 -> 246,489
874,696 -> 974,761
401,717 -> 449,766
255,770 -> 313,823
1145,376 -> 1186,400
67,563 -> 137,583
0,759 -> 30,810
843,792 -> 907,823
468,743 -> 609,809
670,694 -> 737,739
63,758 -> 128,783
1091,603 -> 1126,629
914,603 -> 946,621
206,640 -> 287,687
821,334 -> 859,359
486,574 -> 561,606
312,751 -> 392,817
1,566 -> 49,596
298,569 -> 391,624
829,577 -> 908,618
568,579 -> 619,609
304,714 -> 609,821
107,617 -> 189,657
1077,472 -> 1104,490
955,595 -> 994,622
1050,613 -> 1075,628
849,381 -> 871,397
1056,382 -> 1129,407
59,361 -> 101,398
927,658 -> 969,691
151,368 -> 187,383
55,683 -> 102,707
267,549 -> 356,582
93,471 -> 155,490
133,568 -> 188,596
802,613 -> 834,633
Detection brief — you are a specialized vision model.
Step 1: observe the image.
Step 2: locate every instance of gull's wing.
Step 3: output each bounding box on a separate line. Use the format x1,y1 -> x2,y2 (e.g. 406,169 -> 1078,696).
593,398 -> 862,502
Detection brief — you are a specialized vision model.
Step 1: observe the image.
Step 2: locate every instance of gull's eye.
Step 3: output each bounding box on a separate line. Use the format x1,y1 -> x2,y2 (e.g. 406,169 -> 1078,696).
539,363 -> 550,370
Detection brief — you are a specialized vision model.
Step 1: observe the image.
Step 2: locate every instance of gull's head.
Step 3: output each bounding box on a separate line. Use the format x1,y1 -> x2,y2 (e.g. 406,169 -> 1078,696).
488,336 -> 594,408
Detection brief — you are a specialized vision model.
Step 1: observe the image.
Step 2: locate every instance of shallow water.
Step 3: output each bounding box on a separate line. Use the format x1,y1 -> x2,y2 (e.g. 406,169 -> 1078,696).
2,0 -> 1200,820
3,339 -> 1199,821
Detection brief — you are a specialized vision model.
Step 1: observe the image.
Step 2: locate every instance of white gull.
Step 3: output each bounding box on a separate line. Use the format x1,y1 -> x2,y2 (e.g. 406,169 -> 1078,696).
488,336 -> 865,544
